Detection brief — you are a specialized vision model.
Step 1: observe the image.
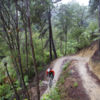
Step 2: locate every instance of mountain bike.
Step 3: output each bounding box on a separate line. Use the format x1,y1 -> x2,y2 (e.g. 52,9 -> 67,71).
48,74 -> 53,88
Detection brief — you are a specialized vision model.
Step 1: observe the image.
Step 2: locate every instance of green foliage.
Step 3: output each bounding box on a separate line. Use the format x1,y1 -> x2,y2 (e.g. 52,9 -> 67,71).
15,80 -> 21,91
78,22 -> 98,48
79,32 -> 92,48
87,21 -> 98,32
24,75 -> 29,86
63,62 -> 71,71
0,57 -> 15,83
58,76 -> 65,85
42,87 -> 60,100
0,68 -> 5,83
65,21 -> 98,53
24,99 -> 28,100
38,66 -> 43,72
33,33 -> 50,65
0,84 -> 12,99
73,82 -> 78,87
58,62 -> 70,85
70,27 -> 85,40
57,50 -> 63,57
66,39 -> 79,54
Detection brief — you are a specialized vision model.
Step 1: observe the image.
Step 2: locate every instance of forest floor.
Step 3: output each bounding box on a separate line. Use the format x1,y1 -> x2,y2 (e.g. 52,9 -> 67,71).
30,41 -> 100,100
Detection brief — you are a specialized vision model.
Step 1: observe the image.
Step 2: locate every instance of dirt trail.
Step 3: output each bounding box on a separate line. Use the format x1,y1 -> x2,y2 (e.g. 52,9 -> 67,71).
41,56 -> 100,100
74,57 -> 100,100
41,57 -> 68,98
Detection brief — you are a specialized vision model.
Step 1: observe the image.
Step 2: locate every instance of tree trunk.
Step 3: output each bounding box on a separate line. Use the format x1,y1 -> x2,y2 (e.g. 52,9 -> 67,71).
98,0 -> 100,55
48,8 -> 52,60
48,7 -> 57,60
26,0 -> 40,100
11,55 -> 23,87
64,34 -> 66,55
41,37 -> 44,58
64,32 -> 67,55
51,37 -> 57,58
27,14 -> 40,100
25,27 -> 29,74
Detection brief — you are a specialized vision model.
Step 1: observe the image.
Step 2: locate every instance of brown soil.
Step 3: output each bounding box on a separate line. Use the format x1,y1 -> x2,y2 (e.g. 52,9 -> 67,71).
86,63 -> 100,86
78,41 -> 98,58
89,59 -> 100,79
92,49 -> 100,61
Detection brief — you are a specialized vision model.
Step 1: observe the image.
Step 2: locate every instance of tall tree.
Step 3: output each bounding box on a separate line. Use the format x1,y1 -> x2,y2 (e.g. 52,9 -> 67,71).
48,0 -> 61,60
48,5 -> 57,60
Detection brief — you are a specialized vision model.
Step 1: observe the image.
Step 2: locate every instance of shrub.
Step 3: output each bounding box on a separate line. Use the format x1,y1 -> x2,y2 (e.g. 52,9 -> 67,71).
73,82 -> 78,87
0,84 -> 12,99
78,31 -> 92,49
66,39 -> 79,54
42,87 -> 60,100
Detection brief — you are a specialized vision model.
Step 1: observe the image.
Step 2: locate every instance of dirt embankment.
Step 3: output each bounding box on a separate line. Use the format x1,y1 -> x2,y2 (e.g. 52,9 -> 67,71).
83,41 -> 100,81
78,40 -> 100,81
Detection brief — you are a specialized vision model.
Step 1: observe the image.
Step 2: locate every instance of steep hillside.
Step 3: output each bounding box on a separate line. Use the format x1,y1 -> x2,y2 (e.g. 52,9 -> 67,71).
78,41 -> 98,58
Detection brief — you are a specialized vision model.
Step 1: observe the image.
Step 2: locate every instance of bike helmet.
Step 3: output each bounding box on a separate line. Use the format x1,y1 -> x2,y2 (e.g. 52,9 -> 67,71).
47,68 -> 50,72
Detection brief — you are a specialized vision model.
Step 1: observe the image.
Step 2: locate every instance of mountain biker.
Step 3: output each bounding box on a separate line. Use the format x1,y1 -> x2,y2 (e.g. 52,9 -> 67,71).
46,68 -> 55,80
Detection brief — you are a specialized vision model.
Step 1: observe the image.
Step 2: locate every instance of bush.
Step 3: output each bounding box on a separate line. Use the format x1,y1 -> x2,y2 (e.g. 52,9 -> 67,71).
70,27 -> 85,40
87,21 -> 98,32
0,84 -> 12,99
66,39 -> 79,54
57,50 -> 63,57
63,62 -> 71,71
78,31 -> 92,49
24,75 -> 29,86
42,87 -> 60,100
73,82 -> 78,87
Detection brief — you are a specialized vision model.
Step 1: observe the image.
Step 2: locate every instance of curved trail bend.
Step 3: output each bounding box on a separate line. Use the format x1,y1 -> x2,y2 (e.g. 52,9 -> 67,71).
41,56 -> 100,100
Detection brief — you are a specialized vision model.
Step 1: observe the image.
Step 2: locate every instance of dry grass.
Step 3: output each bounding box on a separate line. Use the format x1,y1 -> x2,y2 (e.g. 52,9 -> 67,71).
78,41 -> 98,58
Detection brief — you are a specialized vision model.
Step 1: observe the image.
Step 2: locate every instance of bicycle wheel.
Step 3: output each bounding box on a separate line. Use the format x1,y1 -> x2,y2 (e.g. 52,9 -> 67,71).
49,77 -> 52,88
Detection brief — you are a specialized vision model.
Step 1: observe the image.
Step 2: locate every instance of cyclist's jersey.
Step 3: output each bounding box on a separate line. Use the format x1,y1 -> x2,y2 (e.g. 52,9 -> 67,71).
46,69 -> 55,77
